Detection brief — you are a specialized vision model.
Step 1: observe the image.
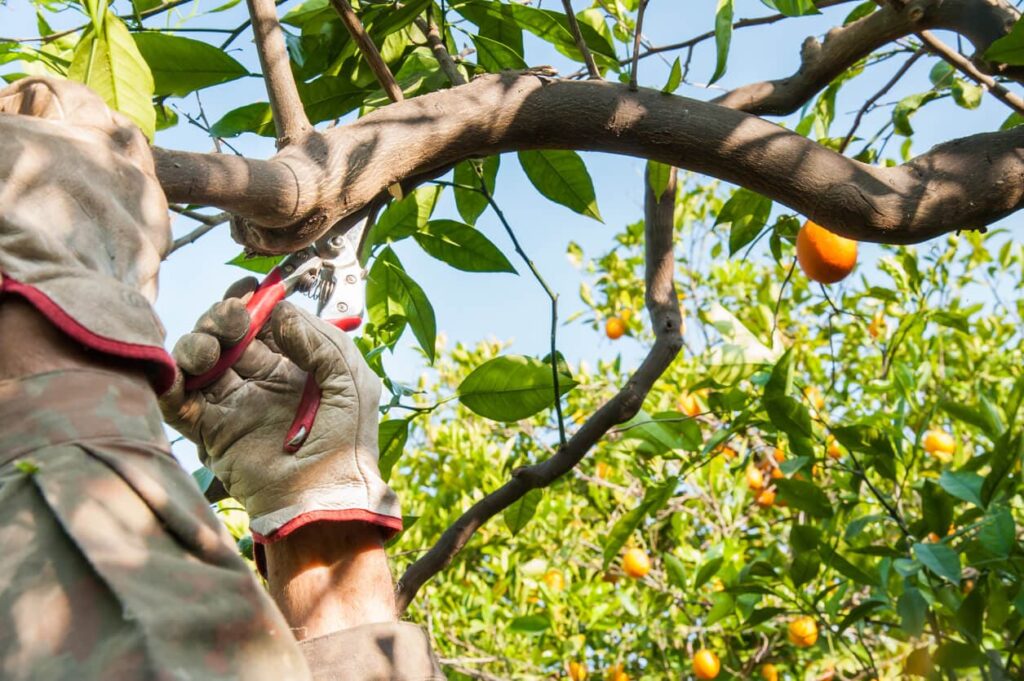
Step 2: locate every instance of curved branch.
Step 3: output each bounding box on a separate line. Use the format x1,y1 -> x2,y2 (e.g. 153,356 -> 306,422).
713,0 -> 1019,115
394,165 -> 683,614
154,73 -> 1024,253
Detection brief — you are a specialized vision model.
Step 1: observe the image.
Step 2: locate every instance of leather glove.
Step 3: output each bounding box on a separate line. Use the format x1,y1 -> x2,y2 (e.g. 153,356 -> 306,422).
0,77 -> 174,391
160,282 -> 401,542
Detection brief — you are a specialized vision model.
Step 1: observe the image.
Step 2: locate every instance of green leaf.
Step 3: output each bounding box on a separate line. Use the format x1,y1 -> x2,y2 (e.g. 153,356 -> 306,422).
818,545 -> 877,586
68,11 -> 155,138
191,466 -> 215,493
892,91 -> 940,137
518,150 -> 602,221
979,505 -> 1015,557
775,478 -> 834,518
937,470 -> 985,507
913,542 -> 961,585
790,551 -> 820,587
898,587 -> 928,636
646,161 -> 672,202
413,220 -> 516,273
470,33 -> 527,72
132,33 -> 247,97
504,488 -> 543,536
663,554 -> 687,590
209,102 -> 275,138
764,348 -> 795,398
760,0 -> 819,16
363,186 -> 444,260
662,56 -> 682,93
454,156 -> 499,225
763,395 -> 813,439
366,247 -> 436,361
939,398 -> 998,438
934,641 -> 988,669
706,592 -> 735,625
838,599 -> 886,633
694,556 -> 724,589
711,0 -> 734,84
508,614 -> 550,633
602,478 -> 677,569
716,188 -> 772,256
226,252 -> 285,274
458,355 -> 576,422
984,17 -> 1024,65
378,419 -> 410,482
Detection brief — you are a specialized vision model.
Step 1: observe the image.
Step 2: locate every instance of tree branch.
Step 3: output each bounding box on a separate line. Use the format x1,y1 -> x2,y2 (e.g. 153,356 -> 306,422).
394,164 -> 682,614
917,29 -> 1024,115
839,49 -> 924,153
153,73 -> 1024,253
415,13 -> 466,87
713,0 -> 1019,115
629,0 -> 649,91
246,0 -> 310,146
561,0 -> 601,80
330,0 -> 404,102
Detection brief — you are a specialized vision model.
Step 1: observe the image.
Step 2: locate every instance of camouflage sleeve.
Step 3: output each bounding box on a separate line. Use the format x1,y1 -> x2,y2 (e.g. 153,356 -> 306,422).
0,369 -> 311,681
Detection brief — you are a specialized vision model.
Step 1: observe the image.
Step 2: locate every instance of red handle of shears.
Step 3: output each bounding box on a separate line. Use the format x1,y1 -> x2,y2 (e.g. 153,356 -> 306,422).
282,316 -> 362,453
183,269 -> 287,392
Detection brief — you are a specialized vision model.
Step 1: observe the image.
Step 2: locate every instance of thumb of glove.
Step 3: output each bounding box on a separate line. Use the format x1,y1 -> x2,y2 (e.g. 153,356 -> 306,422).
270,301 -> 364,396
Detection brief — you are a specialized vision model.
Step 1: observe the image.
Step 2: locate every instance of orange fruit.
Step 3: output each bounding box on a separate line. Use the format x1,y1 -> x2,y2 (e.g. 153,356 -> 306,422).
760,663 -> 779,681
692,649 -> 720,679
678,392 -> 702,417
716,444 -> 737,461
622,548 -> 651,579
604,664 -> 628,681
568,660 -> 588,681
756,488 -> 776,508
746,465 -> 765,491
770,467 -> 784,480
596,461 -> 611,480
605,317 -> 626,340
826,436 -> 842,460
796,220 -> 858,284
711,577 -> 725,592
544,568 -> 565,592
926,532 -> 941,543
963,579 -> 975,594
772,446 -> 786,463
923,429 -> 955,457
868,311 -> 887,339
788,615 -> 818,647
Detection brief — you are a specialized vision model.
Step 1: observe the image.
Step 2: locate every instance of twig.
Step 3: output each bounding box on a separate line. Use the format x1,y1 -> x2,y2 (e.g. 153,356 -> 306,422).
330,0 -> 404,102
394,162 -> 683,614
917,29 -> 1024,116
415,11 -> 466,86
167,207 -> 231,254
561,0 -> 600,79
629,0 -> 649,91
839,49 -> 924,153
14,0 -> 194,44
469,162 -> 566,447
246,0 -> 310,146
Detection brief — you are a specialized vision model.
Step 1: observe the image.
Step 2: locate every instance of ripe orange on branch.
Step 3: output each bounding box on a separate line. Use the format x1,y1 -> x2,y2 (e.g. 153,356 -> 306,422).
622,548 -> 651,579
788,615 -> 819,647
605,317 -> 626,339
796,220 -> 858,284
568,660 -> 588,681
760,663 -> 779,681
923,429 -> 955,457
692,649 -> 720,679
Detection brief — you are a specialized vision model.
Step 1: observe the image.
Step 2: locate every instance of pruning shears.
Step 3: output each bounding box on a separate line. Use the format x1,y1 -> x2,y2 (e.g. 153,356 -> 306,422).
184,221 -> 368,453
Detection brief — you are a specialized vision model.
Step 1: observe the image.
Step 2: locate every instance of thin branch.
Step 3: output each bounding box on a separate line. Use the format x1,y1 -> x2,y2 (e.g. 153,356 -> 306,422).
917,29 -> 1024,116
839,48 -> 924,153
330,0 -> 404,102
469,162 -> 566,447
629,0 -> 650,91
415,12 -> 466,86
246,0 -> 310,146
167,207 -> 231,254
394,164 -> 683,614
561,0 -> 601,79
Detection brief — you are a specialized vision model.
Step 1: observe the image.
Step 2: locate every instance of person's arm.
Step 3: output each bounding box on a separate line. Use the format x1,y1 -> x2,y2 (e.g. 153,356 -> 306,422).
163,297 -> 447,679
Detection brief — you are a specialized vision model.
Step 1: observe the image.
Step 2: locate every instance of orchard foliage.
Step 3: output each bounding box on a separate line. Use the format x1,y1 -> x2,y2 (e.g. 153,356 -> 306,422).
5,0 -> 1024,679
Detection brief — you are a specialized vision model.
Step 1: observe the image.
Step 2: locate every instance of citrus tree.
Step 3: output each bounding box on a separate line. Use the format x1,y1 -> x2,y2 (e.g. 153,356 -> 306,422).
5,0 -> 1024,679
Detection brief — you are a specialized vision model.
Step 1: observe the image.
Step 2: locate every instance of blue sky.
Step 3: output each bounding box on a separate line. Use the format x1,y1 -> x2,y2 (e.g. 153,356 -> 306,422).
2,1 -> 1014,470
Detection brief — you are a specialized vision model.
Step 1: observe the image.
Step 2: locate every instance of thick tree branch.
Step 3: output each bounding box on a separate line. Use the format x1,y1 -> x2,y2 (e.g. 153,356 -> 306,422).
713,0 -> 1019,115
394,165 -> 682,615
331,0 -> 404,102
154,73 -> 1024,253
246,0 -> 310,146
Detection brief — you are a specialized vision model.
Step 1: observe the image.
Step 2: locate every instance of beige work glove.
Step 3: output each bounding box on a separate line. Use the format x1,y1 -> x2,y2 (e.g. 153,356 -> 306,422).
0,77 -> 173,391
160,282 -> 401,542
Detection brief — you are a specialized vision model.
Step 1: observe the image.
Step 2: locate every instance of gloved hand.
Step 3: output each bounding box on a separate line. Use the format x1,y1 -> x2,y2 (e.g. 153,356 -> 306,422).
0,77 -> 174,391
160,281 -> 401,542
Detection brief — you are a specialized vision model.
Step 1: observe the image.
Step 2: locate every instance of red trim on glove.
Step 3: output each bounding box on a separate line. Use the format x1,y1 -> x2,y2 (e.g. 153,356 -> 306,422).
0,276 -> 177,395
251,510 -> 403,545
